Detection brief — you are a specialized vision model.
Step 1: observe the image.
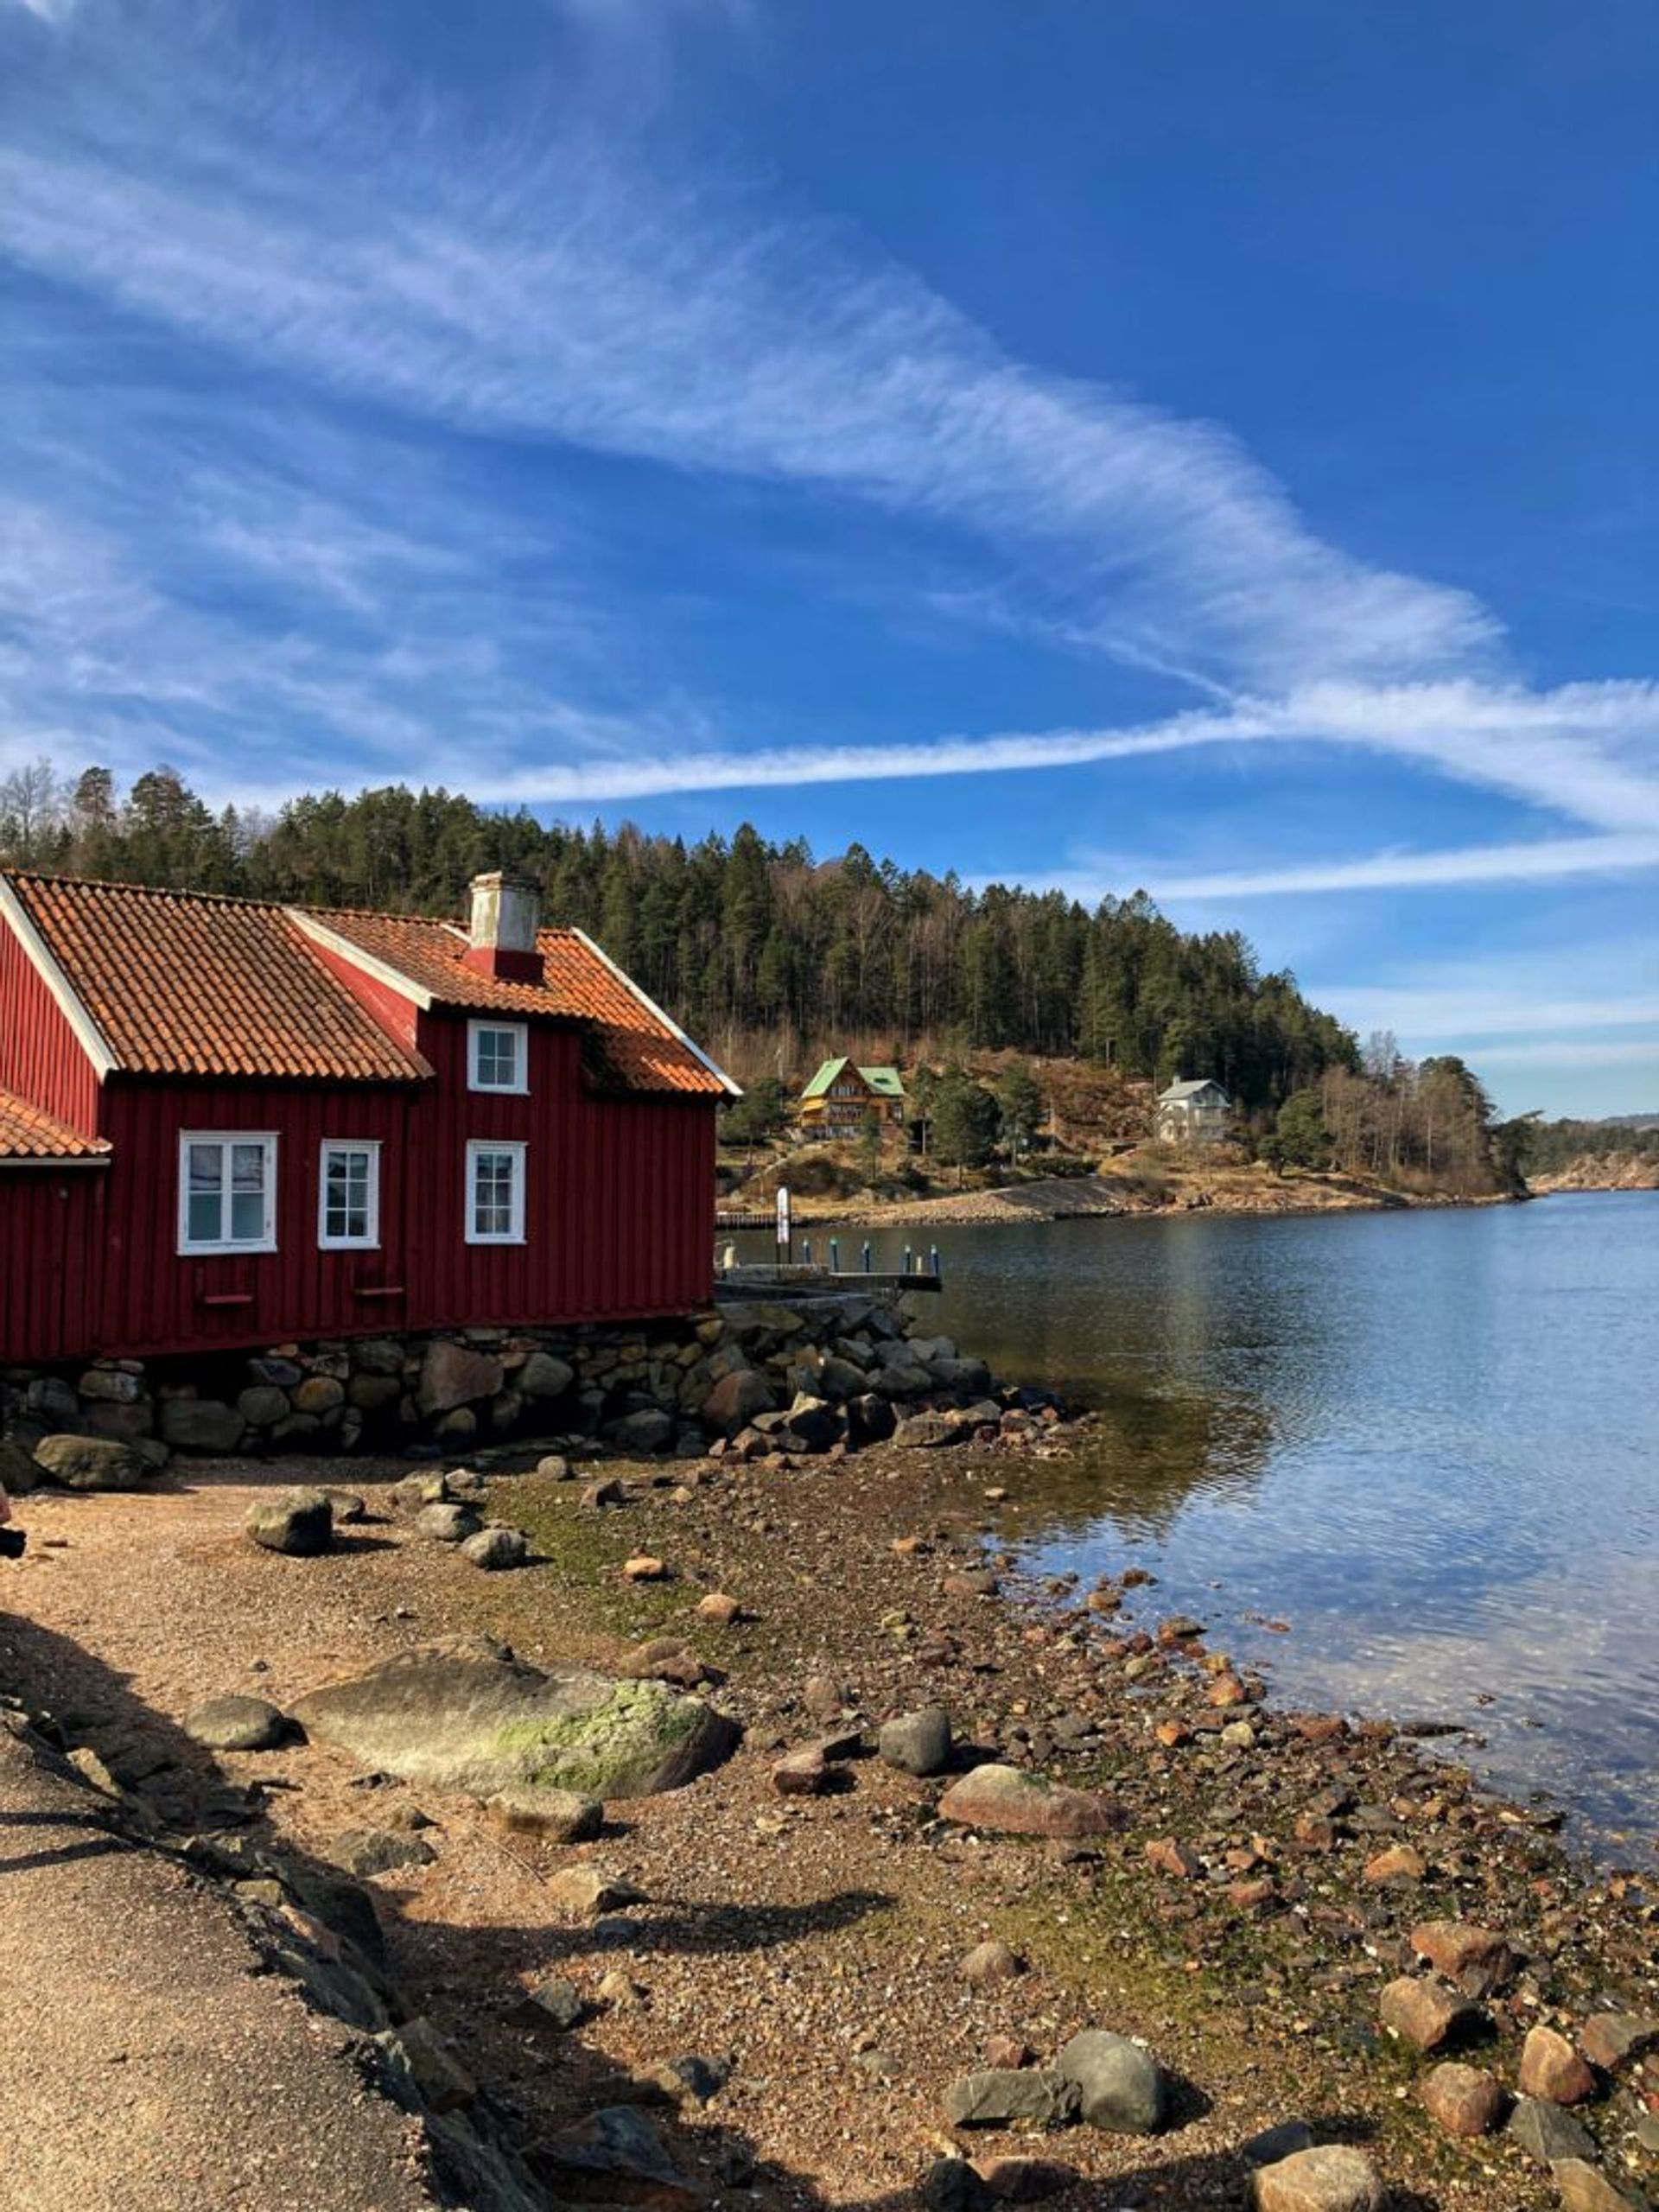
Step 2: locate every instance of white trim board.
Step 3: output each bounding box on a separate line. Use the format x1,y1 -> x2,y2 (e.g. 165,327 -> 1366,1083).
0,875 -> 118,1078
285,910 -> 436,1009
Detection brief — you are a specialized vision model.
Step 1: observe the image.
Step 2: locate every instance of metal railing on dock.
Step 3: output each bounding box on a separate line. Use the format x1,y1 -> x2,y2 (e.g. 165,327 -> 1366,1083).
714,1262 -> 942,1297
714,1187 -> 941,1294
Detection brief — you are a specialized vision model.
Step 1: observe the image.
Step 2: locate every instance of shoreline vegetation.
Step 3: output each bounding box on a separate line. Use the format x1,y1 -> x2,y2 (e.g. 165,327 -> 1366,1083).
3,1338 -> 1655,2209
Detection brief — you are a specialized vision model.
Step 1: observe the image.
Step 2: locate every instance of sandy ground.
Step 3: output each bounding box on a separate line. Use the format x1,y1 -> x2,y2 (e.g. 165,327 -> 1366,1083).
2,1451 -> 1655,2211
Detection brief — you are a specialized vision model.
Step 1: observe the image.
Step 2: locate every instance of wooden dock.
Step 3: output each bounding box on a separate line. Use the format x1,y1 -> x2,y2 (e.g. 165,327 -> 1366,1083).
715,1263 -> 941,1297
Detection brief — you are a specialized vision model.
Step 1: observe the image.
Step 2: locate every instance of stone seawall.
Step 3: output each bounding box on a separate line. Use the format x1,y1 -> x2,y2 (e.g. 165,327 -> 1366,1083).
3,1294 -> 1064,1486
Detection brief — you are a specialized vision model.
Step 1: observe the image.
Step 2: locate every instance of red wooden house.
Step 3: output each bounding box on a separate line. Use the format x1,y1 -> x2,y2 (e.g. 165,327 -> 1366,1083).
0,868 -> 737,1365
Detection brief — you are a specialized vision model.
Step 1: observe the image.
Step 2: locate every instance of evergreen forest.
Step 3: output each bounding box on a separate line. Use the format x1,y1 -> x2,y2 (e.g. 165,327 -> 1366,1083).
3,760 -> 1357,1112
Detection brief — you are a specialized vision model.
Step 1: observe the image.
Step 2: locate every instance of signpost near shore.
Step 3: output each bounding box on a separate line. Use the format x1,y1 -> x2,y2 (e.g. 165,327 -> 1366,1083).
775,1184 -> 791,1263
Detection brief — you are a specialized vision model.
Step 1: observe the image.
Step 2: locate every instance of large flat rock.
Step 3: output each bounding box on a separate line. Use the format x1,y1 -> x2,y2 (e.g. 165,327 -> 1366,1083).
291,1637 -> 740,1802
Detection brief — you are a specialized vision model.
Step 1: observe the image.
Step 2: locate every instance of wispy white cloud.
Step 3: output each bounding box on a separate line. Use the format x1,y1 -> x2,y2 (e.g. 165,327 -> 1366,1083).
1470,1039 -> 1659,1069
1299,944 -> 1659,1083
0,0 -> 1654,941
444,677 -> 1659,839
0,5 -> 1493,699
1332,988 -> 1659,1041
1070,831 -> 1659,903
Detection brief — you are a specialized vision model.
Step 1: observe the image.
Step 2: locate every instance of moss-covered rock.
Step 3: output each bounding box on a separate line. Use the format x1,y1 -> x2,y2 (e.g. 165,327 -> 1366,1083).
290,1636 -> 739,1801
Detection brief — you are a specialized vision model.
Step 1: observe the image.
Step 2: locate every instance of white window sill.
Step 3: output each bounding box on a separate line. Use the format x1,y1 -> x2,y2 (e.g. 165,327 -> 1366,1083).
320,1239 -> 381,1253
178,1240 -> 278,1257
465,1234 -> 527,1247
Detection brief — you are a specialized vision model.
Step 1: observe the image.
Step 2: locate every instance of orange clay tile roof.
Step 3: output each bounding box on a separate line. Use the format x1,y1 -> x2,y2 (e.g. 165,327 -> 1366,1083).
541,928 -> 731,1096
0,1088 -> 111,1163
4,874 -> 429,1084
3,874 -> 729,1098
310,910 -> 731,1097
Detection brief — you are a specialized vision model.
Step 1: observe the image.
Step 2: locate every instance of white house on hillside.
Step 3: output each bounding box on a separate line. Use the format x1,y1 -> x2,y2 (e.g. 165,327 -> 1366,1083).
1155,1077 -> 1232,1145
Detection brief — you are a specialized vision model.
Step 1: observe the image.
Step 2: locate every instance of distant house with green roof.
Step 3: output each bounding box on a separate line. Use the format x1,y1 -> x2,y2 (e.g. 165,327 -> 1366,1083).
798,1057 -> 906,1135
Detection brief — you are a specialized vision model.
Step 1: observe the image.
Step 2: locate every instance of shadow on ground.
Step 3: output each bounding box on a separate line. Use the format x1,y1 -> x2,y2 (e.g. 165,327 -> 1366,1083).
0,1600 -> 1446,2212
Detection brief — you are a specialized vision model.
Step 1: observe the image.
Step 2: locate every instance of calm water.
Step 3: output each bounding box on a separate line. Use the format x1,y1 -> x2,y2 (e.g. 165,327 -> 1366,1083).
760,1194 -> 1659,1861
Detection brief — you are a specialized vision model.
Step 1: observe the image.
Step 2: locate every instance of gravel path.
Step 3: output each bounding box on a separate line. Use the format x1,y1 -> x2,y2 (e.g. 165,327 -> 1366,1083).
0,1707 -> 435,2212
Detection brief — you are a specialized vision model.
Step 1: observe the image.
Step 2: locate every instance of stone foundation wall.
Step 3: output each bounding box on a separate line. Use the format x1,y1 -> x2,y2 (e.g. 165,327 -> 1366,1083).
3,1294 -> 1059,1483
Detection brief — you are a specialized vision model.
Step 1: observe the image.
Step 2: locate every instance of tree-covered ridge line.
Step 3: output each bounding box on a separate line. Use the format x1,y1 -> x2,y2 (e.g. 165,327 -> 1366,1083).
1510,1114 -> 1659,1175
3,759 -> 1358,1113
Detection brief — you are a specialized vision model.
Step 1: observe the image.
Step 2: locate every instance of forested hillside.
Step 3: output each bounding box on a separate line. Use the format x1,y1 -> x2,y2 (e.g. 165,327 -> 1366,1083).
1512,1115 -> 1659,1178
2,760 -> 1357,1113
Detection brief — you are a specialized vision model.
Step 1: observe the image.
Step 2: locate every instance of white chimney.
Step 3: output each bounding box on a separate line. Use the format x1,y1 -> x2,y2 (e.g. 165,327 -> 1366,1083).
464,869 -> 543,981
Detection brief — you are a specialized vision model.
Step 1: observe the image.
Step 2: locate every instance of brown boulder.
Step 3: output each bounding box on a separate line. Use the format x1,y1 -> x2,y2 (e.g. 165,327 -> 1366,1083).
972,2157 -> 1076,2202
700,1367 -> 775,1435
1421,2062 -> 1506,2138
1363,1843 -> 1426,1885
1408,1918 -> 1518,1997
416,1339 -> 504,1415
486,1789 -> 602,1843
959,1939 -> 1022,1987
1379,1976 -> 1485,2053
1145,1836 -> 1204,1879
772,1745 -> 832,1796
1579,2011 -> 1658,2073
937,1763 -> 1125,1838
1553,2163 -> 1652,2212
1517,2024 -> 1597,2106
1251,2145 -> 1384,2212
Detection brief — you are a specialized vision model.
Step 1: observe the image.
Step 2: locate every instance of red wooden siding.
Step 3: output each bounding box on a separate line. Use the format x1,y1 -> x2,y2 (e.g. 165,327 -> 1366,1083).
306,939 -> 424,1056
6,1010 -> 717,1362
0,910 -> 100,1135
0,1166 -> 105,1363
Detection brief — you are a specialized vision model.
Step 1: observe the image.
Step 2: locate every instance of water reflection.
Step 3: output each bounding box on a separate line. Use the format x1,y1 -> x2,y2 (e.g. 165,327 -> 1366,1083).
739,1196 -> 1659,1859
1014,1383 -> 1277,1542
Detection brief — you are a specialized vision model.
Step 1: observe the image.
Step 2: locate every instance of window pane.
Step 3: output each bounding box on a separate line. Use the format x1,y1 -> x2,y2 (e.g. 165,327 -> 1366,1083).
231,1190 -> 265,1241
188,1143 -> 223,1195
475,1027 -> 519,1087
473,1148 -> 518,1235
188,1190 -> 220,1243
323,1147 -> 373,1240
232,1142 -> 266,1193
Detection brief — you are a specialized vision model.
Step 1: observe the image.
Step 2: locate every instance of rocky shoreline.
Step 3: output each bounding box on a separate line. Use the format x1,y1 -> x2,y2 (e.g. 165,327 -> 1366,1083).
785,1169 -> 1518,1230
2,1332 -> 1656,2210
1527,1160 -> 1659,1195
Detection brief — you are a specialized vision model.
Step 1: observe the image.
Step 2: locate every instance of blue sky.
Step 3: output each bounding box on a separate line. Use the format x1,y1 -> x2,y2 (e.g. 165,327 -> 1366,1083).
2,0 -> 1656,1115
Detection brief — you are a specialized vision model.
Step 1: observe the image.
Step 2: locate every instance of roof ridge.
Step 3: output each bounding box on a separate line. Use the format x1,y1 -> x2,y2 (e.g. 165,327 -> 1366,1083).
3,872 -> 468,928
4,868 -> 291,914
310,899 -> 459,924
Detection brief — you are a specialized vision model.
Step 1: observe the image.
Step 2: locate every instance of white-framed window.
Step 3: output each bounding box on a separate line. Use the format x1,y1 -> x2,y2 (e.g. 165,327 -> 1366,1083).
319,1140 -> 381,1250
178,1133 -> 278,1255
467,1020 -> 529,1094
466,1139 -> 526,1245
